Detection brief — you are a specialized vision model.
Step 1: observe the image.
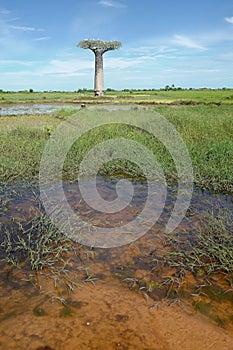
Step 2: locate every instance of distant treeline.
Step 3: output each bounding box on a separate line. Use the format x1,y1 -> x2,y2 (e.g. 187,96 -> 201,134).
0,87 -> 232,93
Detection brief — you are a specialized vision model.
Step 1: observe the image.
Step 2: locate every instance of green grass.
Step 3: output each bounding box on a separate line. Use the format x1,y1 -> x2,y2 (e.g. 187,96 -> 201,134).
0,104 -> 232,194
1,88 -> 233,105
0,97 -> 233,306
154,105 -> 233,193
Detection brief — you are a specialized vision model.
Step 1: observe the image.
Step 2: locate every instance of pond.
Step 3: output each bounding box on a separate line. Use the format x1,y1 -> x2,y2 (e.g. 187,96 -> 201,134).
0,177 -> 233,349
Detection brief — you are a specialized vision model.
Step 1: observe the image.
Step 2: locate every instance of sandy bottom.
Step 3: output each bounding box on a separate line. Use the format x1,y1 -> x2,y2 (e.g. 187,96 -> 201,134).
0,273 -> 233,350
1,181 -> 233,349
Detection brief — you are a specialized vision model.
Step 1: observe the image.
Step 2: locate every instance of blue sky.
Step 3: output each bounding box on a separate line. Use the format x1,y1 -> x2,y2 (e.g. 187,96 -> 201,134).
0,0 -> 233,91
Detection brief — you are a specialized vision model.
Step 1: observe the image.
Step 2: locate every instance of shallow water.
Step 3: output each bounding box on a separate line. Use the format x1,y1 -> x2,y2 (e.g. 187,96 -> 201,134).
0,177 -> 233,349
0,103 -> 141,116
0,104 -> 70,115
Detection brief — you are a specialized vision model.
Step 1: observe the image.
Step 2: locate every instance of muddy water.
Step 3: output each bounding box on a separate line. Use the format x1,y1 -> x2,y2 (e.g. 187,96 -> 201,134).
0,178 -> 233,350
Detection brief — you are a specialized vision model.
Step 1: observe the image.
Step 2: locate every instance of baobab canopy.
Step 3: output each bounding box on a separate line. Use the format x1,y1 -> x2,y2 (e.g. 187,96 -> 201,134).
78,40 -> 122,52
78,39 -> 122,96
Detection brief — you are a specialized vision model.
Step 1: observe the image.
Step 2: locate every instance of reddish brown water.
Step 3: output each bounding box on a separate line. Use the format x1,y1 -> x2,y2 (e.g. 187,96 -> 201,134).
0,178 -> 233,350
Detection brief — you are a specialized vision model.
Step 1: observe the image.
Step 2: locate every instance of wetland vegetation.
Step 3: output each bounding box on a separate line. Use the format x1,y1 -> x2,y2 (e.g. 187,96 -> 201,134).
1,98 -> 233,194
1,87 -> 233,105
0,89 -> 233,327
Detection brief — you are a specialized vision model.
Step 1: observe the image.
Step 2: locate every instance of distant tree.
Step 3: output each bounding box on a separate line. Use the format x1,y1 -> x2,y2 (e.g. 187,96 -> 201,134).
106,88 -> 116,92
77,39 -> 122,97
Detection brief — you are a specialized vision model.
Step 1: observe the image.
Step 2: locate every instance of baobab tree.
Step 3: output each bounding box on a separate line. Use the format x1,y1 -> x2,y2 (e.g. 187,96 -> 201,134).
78,39 -> 122,97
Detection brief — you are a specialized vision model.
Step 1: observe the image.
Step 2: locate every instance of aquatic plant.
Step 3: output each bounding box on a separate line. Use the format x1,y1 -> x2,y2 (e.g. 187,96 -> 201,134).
0,198 -> 96,302
161,210 -> 233,276
149,209 -> 233,299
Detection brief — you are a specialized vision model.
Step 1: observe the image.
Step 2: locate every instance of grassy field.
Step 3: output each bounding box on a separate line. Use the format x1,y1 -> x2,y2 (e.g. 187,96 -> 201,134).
1,88 -> 233,105
0,103 -> 232,194
0,92 -> 233,304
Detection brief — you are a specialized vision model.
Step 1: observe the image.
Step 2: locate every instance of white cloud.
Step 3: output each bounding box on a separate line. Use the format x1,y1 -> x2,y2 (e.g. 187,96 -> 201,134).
157,46 -> 177,54
0,59 -> 36,66
41,59 -> 94,76
50,53 -> 158,76
176,68 -> 221,74
219,53 -> 233,60
172,34 -> 205,50
98,0 -> 127,8
42,56 -> 146,75
0,8 -> 10,15
0,61 -> 88,79
9,25 -> 44,32
128,45 -> 177,56
225,17 -> 233,24
103,55 -> 158,70
0,55 -> 156,81
172,34 -> 206,50
32,36 -> 51,42
105,57 -> 140,69
0,9 -> 48,53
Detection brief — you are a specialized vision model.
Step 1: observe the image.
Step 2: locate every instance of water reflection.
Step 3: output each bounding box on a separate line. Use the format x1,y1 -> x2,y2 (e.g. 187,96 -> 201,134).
1,177 -> 232,232
0,104 -> 71,116
0,104 -> 141,116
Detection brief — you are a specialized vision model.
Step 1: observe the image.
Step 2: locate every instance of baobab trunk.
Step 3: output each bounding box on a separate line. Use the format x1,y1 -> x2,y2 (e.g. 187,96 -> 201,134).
94,50 -> 104,97
78,40 -> 122,97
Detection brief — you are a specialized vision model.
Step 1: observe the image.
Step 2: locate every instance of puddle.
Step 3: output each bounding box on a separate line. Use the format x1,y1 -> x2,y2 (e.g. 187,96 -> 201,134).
0,104 -> 145,116
0,104 -> 72,116
0,177 -> 233,349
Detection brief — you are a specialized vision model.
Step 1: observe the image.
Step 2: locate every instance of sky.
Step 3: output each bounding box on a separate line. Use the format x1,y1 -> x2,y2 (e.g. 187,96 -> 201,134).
0,0 -> 233,91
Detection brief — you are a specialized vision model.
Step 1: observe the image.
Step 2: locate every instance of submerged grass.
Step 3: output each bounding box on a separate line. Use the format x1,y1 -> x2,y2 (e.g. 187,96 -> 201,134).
156,210 -> 233,277
1,214 -> 76,271
0,182 -> 96,301
121,209 -> 233,328
145,209 -> 233,303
